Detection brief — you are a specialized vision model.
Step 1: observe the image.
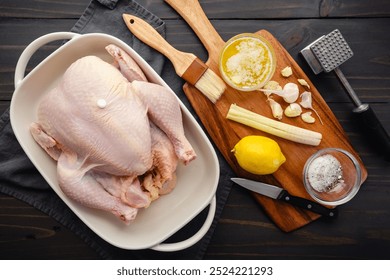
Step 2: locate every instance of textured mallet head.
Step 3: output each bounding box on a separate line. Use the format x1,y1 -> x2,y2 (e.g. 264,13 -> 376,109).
310,29 -> 354,73
300,29 -> 354,75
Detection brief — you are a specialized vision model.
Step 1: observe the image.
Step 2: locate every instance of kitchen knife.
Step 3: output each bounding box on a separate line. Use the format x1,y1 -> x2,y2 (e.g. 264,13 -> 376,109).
231,178 -> 338,218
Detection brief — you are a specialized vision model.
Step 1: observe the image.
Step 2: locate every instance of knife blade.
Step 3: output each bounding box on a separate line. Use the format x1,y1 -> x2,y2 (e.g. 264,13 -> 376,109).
231,178 -> 338,218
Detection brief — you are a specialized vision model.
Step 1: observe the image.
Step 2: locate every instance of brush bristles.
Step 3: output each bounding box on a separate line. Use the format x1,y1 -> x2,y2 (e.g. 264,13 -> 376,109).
194,69 -> 226,103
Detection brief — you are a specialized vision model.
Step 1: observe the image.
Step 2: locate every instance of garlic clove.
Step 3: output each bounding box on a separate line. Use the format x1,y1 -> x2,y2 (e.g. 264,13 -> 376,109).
300,91 -> 312,109
284,103 -> 302,117
300,91 -> 323,125
267,98 -> 283,120
301,111 -> 316,123
281,66 -> 293,77
298,78 -> 310,89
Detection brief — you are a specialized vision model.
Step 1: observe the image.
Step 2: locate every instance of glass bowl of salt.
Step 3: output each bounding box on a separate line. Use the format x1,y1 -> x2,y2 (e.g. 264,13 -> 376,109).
303,148 -> 362,206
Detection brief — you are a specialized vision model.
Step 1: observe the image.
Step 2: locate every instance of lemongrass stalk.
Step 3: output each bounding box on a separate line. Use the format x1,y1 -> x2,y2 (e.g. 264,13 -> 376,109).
228,104 -> 322,139
226,104 -> 322,146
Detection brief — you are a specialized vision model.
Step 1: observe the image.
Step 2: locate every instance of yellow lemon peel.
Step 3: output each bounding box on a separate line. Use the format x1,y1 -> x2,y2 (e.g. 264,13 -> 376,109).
232,135 -> 286,175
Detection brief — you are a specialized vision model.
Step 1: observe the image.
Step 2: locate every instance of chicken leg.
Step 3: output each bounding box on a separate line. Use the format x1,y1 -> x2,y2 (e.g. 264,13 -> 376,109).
56,151 -> 139,224
131,80 -> 197,165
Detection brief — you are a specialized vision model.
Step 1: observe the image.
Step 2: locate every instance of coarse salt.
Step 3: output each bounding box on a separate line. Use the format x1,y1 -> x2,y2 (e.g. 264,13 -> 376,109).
223,38 -> 272,88
307,154 -> 344,192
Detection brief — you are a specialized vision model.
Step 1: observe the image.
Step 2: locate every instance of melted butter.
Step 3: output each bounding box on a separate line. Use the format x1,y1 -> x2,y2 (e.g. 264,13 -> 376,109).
221,36 -> 274,89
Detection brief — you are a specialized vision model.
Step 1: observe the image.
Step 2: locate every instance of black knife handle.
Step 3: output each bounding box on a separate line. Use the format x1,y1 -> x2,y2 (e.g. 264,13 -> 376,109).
353,104 -> 390,161
278,190 -> 338,218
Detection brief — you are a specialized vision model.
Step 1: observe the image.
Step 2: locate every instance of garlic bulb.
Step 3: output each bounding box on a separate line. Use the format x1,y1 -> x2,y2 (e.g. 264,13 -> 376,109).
281,83 -> 299,103
260,82 -> 299,103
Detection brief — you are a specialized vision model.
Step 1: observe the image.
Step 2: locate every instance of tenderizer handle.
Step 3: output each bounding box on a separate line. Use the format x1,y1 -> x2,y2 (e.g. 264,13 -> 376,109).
334,67 -> 390,160
354,104 -> 390,161
334,67 -> 362,107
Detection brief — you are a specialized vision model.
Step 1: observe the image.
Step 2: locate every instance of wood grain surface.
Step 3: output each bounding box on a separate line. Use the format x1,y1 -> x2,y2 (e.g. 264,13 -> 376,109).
0,0 -> 389,259
165,0 -> 367,232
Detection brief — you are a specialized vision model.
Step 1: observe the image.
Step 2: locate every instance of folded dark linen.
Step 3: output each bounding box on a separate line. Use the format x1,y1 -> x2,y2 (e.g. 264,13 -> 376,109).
0,0 -> 234,259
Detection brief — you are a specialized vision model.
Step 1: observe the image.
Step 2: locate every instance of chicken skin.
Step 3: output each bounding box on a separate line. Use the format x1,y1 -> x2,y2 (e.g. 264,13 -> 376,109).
30,45 -> 196,223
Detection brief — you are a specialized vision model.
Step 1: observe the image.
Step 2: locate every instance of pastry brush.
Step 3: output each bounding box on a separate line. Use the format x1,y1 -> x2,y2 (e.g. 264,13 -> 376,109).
123,14 -> 225,103
301,29 -> 390,160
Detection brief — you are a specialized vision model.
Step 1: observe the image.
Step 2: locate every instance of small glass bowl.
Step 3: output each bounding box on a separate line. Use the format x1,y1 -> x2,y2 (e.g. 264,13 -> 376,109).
219,33 -> 276,91
303,148 -> 362,206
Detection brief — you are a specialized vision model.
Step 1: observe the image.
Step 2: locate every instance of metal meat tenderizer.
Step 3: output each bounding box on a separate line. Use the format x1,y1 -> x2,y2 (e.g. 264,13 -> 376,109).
301,29 -> 390,160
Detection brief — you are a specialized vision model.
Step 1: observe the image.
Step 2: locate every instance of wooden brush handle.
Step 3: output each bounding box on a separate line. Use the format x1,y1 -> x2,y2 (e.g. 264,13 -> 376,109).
122,14 -> 196,77
164,0 -> 225,60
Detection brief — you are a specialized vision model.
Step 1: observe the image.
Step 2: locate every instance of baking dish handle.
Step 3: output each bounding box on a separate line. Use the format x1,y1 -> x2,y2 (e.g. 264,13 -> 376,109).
14,32 -> 80,88
151,195 -> 216,252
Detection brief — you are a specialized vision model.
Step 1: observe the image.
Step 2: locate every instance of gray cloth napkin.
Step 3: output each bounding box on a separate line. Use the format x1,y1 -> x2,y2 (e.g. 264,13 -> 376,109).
0,0 -> 234,259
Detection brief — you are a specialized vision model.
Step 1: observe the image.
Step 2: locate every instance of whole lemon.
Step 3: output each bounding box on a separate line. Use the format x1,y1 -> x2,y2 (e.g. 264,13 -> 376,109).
232,135 -> 286,175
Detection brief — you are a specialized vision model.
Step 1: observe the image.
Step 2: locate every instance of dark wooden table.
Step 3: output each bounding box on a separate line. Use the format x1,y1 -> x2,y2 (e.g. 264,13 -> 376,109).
1,0 -> 389,259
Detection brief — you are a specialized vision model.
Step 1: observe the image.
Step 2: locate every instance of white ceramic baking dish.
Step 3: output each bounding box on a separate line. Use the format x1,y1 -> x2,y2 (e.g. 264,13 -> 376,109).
10,32 -> 219,252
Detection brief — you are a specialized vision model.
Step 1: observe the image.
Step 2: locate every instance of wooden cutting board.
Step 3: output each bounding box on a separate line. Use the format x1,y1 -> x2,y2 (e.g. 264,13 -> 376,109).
165,0 -> 368,232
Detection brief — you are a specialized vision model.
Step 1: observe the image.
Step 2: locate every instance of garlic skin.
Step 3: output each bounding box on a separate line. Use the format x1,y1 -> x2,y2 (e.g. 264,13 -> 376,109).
262,81 -> 282,98
301,112 -> 316,123
263,80 -> 282,91
284,103 -> 302,117
267,98 -> 283,120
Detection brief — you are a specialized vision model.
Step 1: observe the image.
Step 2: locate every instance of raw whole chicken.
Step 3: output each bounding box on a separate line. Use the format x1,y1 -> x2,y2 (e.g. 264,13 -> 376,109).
30,44 -> 196,224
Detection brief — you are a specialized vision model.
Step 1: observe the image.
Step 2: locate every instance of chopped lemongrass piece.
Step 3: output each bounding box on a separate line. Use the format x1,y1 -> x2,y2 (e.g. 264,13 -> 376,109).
300,91 -> 323,124
226,104 -> 322,146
